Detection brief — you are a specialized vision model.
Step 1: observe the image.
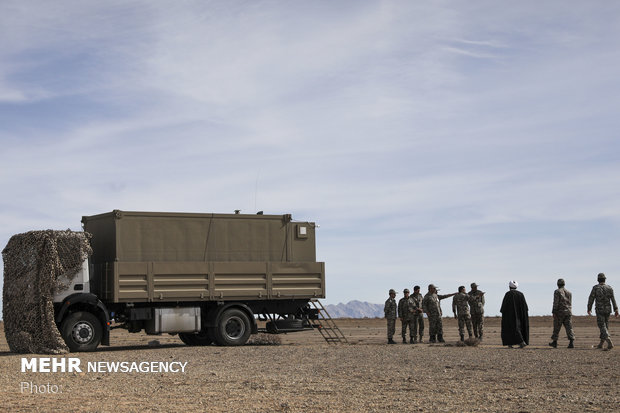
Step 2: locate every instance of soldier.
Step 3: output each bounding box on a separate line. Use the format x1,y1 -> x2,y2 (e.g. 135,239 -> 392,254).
549,278 -> 575,349
398,288 -> 416,343
587,273 -> 619,350
422,284 -> 457,343
410,285 -> 424,343
452,286 -> 473,342
384,289 -> 398,344
468,282 -> 485,341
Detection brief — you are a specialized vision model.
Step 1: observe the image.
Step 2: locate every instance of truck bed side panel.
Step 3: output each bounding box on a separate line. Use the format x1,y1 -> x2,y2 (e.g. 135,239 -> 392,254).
113,261 -> 324,303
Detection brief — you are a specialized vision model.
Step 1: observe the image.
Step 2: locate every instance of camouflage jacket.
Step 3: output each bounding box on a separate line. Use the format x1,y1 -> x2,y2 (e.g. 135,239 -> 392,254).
468,290 -> 485,315
398,296 -> 416,319
552,287 -> 572,315
384,297 -> 397,319
422,293 -> 451,316
410,293 -> 424,316
452,292 -> 471,316
588,284 -> 618,314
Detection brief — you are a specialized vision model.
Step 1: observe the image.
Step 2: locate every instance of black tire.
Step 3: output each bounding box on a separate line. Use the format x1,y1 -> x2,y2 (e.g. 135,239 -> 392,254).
179,331 -> 213,346
60,311 -> 103,352
266,319 -> 304,333
179,333 -> 198,346
214,308 -> 251,346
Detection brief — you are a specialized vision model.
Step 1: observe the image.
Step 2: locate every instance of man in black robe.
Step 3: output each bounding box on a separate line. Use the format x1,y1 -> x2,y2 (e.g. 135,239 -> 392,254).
500,281 -> 529,348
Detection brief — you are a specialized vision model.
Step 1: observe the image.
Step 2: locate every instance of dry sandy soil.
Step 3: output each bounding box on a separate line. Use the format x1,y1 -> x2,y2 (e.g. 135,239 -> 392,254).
1,316 -> 618,412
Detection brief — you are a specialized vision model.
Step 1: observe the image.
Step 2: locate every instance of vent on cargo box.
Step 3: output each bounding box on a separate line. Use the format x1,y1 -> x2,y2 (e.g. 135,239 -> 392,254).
296,224 -> 308,239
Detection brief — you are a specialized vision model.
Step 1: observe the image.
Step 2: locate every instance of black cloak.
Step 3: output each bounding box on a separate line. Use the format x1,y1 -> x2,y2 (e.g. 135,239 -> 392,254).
500,289 -> 529,346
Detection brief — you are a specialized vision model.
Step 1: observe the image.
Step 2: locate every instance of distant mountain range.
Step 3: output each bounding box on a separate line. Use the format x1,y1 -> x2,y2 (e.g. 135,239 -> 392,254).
323,300 -> 384,318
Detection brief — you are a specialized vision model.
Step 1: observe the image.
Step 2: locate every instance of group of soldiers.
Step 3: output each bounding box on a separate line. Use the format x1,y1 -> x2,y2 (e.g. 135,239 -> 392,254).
384,273 -> 618,349
383,282 -> 485,344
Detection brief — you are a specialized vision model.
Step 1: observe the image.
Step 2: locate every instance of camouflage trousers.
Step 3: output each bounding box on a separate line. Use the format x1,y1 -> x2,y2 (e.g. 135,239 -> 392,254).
427,314 -> 443,336
457,314 -> 473,337
596,313 -> 611,340
413,314 -> 424,337
551,313 -> 574,341
471,313 -> 484,338
387,318 -> 396,339
401,318 -> 415,338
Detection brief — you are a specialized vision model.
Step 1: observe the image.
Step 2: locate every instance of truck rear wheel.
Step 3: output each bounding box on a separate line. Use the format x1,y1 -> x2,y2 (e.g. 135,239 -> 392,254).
61,311 -> 103,352
214,308 -> 251,346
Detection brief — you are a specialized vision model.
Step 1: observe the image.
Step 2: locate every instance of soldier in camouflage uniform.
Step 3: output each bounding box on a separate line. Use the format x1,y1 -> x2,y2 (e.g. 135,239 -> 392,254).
452,286 -> 473,341
549,278 -> 575,348
468,282 -> 485,341
384,289 -> 398,344
587,273 -> 619,350
422,284 -> 457,343
398,288 -> 416,343
411,285 -> 424,343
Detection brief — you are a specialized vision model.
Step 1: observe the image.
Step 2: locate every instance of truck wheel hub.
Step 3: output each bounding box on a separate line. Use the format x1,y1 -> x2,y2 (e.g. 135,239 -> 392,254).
224,316 -> 245,339
72,322 -> 93,343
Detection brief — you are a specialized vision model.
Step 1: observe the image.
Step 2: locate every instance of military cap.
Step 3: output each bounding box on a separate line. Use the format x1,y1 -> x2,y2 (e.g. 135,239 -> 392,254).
557,278 -> 565,286
428,284 -> 439,291
413,285 -> 420,290
471,282 -> 478,288
403,288 -> 410,293
598,273 -> 606,281
389,289 -> 397,294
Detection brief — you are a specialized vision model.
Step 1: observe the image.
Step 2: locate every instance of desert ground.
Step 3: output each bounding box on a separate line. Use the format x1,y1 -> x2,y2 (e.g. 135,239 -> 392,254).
1,316 -> 618,412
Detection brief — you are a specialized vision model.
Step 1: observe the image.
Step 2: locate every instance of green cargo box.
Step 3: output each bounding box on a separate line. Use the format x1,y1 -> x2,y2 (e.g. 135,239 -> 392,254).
82,210 -> 325,303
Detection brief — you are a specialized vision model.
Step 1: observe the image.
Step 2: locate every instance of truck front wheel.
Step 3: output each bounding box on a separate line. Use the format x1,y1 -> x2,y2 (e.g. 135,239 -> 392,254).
214,308 -> 251,346
61,311 -> 103,352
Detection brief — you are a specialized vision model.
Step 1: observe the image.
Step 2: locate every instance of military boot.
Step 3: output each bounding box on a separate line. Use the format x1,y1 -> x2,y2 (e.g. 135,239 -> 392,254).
438,334 -> 445,343
567,340 -> 574,349
388,338 -> 396,344
606,338 -> 614,350
409,337 -> 414,344
459,334 -> 464,342
478,333 -> 483,342
402,337 -> 407,344
597,339 -> 605,349
419,335 -> 423,343
429,335 -> 436,343
548,340 -> 557,348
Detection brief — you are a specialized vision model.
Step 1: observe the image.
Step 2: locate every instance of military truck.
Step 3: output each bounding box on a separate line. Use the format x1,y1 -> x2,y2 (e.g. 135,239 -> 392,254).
54,210 -> 325,351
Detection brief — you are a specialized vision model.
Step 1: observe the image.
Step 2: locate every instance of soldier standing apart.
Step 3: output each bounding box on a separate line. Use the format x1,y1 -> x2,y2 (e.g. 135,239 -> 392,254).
468,282 -> 485,341
411,285 -> 424,343
384,289 -> 398,344
452,286 -> 473,342
587,273 -> 619,350
422,284 -> 457,343
549,278 -> 575,349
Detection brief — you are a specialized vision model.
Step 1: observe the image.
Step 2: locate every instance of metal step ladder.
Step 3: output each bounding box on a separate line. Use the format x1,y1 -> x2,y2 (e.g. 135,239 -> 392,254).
307,299 -> 348,344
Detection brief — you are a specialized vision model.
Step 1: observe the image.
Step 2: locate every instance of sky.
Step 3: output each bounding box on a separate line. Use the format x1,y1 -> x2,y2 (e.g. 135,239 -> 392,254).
2,1 -> 620,317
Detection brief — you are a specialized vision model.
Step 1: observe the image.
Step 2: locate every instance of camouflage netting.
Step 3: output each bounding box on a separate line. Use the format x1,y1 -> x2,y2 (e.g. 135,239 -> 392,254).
2,230 -> 92,354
